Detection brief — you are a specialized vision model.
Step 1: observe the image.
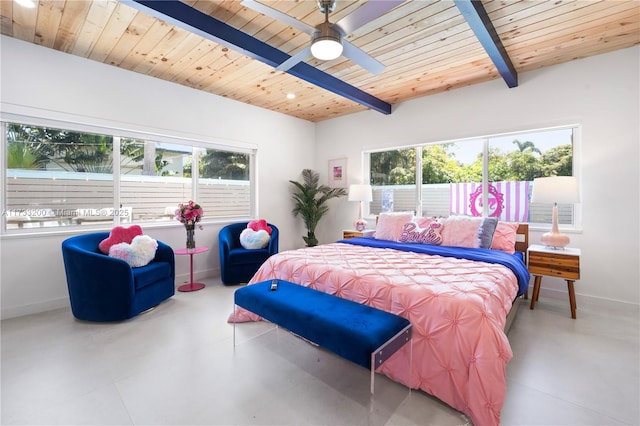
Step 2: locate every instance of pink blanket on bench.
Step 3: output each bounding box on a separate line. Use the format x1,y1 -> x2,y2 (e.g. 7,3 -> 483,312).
228,242 -> 519,426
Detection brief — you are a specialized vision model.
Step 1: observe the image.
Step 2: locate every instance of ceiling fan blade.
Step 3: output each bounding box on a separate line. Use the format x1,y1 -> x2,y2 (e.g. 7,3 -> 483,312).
276,46 -> 312,72
241,0 -> 315,35
342,40 -> 385,75
335,0 -> 405,35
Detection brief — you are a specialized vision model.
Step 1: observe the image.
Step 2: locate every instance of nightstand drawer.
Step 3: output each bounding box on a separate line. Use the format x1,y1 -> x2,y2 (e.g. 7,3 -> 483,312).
343,230 -> 375,239
529,251 -> 580,279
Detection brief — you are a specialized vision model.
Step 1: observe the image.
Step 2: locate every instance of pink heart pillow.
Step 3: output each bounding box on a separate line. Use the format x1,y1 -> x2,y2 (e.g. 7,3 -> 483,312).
99,225 -> 143,254
247,219 -> 272,235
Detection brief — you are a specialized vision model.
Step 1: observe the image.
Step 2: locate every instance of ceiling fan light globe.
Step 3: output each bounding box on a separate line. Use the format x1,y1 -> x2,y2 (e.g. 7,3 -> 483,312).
311,38 -> 343,60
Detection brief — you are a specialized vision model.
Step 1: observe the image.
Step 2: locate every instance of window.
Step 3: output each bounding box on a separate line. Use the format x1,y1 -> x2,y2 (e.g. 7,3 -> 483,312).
368,126 -> 578,226
4,123 -> 116,228
2,120 -> 255,232
119,138 -> 194,223
197,147 -> 251,219
369,148 -> 417,213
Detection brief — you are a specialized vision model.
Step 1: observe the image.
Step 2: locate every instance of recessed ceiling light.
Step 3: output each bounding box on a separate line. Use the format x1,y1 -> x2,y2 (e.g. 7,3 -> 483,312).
286,93 -> 296,99
15,0 -> 36,8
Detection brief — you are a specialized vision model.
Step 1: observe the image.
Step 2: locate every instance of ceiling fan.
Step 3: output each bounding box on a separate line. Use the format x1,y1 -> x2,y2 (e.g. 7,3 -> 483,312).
241,0 -> 404,75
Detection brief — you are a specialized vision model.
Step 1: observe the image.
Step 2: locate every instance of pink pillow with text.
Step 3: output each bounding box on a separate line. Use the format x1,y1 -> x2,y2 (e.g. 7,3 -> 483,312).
490,222 -> 519,254
398,221 -> 443,245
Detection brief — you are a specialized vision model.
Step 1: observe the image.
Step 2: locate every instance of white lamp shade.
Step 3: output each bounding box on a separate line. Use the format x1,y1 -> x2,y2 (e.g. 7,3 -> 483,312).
348,184 -> 373,202
531,176 -> 580,204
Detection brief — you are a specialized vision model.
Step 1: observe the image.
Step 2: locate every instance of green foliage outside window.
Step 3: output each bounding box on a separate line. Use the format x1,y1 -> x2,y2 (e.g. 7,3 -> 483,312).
370,139 -> 573,185
7,123 -> 114,173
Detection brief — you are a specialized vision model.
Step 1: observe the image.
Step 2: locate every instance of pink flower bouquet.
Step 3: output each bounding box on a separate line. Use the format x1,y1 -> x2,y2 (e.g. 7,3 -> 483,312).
175,200 -> 203,229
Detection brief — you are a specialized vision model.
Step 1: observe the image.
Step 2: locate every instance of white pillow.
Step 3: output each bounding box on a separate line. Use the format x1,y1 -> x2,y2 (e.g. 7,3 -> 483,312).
240,228 -> 270,249
108,235 -> 158,267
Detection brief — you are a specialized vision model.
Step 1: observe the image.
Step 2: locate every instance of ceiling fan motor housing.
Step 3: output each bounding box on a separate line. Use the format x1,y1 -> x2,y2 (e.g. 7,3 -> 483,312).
311,22 -> 343,60
317,0 -> 336,14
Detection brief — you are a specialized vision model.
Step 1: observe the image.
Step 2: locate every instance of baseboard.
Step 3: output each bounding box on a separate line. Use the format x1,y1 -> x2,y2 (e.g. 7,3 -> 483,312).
175,268 -> 218,285
539,286 -> 639,309
2,268 -> 221,321
1,296 -> 70,320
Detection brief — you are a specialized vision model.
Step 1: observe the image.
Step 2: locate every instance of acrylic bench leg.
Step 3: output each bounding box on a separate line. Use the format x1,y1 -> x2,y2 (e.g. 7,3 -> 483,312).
370,355 -> 375,396
232,302 -> 240,348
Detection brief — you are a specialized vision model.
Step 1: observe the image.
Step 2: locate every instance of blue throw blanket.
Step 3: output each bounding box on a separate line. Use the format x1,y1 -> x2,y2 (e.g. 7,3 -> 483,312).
339,237 -> 530,297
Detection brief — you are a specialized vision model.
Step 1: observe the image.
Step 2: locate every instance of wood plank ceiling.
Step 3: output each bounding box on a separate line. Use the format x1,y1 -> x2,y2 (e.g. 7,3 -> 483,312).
1,0 -> 639,122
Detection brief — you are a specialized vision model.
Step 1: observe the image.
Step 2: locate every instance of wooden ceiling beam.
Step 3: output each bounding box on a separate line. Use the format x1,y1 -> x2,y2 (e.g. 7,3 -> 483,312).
119,0 -> 392,115
454,0 -> 518,88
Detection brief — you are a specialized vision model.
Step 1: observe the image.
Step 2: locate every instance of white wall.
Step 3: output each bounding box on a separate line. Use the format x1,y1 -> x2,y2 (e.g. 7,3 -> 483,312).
0,36 -> 315,319
1,36 -> 638,318
315,46 -> 640,306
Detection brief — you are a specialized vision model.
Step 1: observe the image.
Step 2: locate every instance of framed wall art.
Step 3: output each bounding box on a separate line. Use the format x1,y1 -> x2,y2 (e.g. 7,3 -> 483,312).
328,158 -> 348,188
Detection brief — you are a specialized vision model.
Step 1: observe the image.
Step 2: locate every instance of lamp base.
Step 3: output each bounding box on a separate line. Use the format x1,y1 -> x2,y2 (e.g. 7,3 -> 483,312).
354,218 -> 367,232
540,231 -> 570,249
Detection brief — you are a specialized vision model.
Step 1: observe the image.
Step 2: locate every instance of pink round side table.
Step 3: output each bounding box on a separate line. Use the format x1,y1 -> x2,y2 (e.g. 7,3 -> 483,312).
175,247 -> 208,292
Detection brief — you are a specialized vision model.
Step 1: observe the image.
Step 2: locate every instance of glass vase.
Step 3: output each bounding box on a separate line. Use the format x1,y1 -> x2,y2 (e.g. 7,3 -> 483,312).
185,224 -> 196,249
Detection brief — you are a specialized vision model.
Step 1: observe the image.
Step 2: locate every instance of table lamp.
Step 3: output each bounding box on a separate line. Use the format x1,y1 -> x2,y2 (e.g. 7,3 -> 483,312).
530,176 -> 580,249
348,184 -> 373,231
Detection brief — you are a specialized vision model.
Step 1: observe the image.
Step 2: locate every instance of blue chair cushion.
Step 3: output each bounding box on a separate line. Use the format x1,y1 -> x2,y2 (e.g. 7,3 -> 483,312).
132,261 -> 172,290
227,247 -> 271,265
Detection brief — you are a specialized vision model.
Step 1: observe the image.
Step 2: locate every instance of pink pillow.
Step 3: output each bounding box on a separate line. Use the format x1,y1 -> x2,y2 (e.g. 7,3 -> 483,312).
441,216 -> 482,248
416,216 -> 436,228
247,219 -> 272,235
440,216 -> 498,249
491,222 -> 519,254
374,212 -> 414,241
99,225 -> 143,254
397,221 -> 443,245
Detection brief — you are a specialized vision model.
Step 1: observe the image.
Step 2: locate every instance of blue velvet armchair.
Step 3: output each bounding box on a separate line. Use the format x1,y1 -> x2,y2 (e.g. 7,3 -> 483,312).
61,232 -> 175,322
218,222 -> 279,285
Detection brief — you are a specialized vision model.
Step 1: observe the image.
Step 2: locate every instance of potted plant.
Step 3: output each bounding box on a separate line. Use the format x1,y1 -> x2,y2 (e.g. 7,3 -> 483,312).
290,169 -> 347,247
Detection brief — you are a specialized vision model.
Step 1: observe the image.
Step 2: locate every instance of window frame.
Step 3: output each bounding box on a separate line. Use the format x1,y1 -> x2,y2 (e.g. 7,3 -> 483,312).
1,114 -> 258,235
364,124 -> 582,231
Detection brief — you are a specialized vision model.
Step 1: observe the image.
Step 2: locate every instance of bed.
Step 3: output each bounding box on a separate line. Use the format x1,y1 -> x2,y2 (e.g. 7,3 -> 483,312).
229,218 -> 530,426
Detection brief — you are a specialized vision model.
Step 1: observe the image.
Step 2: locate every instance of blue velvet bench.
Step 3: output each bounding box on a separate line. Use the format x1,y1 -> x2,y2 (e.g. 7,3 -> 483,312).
233,279 -> 412,394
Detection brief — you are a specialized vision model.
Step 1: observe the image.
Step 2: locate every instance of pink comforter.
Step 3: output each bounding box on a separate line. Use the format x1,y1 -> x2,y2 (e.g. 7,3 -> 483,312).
228,242 -> 519,425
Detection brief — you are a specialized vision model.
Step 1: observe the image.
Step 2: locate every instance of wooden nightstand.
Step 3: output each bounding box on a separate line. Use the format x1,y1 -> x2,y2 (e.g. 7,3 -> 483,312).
343,229 -> 375,239
528,244 -> 581,319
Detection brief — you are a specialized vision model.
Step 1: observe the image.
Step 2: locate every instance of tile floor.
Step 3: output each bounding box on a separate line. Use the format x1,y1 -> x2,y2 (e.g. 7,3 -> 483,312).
1,278 -> 639,425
